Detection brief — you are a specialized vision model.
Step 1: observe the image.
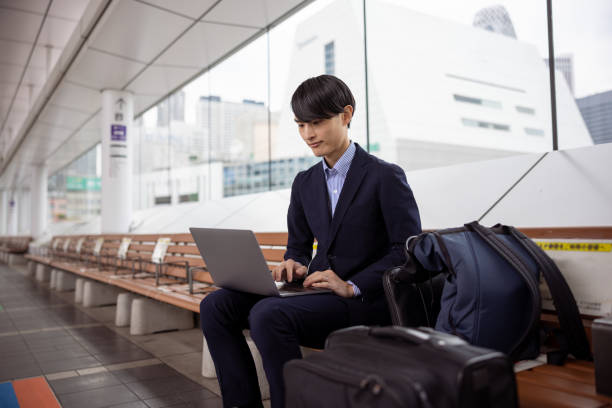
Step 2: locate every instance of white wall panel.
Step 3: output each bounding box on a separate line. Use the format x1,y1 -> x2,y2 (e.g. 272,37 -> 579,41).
51,82 -> 101,114
66,49 -> 146,89
142,0 -> 218,20
0,64 -> 23,83
89,0 -> 193,63
39,16 -> 78,48
481,144 -> 612,227
133,94 -> 162,115
0,39 -> 31,66
38,104 -> 91,130
203,0 -> 303,28
0,7 -> 42,43
407,152 -> 545,230
208,190 -> 291,232
50,0 -> 91,21
126,65 -> 198,96
156,21 -> 258,68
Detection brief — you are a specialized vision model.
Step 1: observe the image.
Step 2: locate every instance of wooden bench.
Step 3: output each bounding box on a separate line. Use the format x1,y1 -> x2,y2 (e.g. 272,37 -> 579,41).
0,235 -> 32,264
28,232 -> 288,312
0,235 -> 31,253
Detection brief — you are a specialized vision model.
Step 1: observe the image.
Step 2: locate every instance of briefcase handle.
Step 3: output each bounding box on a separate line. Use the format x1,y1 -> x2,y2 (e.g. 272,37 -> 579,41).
370,326 -> 466,346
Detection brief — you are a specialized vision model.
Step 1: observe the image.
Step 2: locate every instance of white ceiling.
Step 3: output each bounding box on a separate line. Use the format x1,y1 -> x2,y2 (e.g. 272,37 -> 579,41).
0,0 -> 309,189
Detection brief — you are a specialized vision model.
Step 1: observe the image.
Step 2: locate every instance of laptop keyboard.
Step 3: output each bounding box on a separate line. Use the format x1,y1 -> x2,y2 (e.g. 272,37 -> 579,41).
277,280 -> 317,293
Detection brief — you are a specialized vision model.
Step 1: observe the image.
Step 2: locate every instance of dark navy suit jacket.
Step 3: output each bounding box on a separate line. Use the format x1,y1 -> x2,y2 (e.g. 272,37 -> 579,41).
284,143 -> 421,302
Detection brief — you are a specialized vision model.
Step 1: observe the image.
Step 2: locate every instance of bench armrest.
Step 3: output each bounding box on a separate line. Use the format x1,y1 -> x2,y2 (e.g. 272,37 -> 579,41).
188,265 -> 208,294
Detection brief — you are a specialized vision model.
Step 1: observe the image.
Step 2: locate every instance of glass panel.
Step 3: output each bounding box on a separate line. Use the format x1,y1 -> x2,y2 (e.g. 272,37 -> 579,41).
207,36 -> 269,198
132,98 -> 171,209
366,0 -> 553,171
175,74 -> 214,202
269,0 -> 366,191
48,144 -> 101,223
554,0 -> 612,146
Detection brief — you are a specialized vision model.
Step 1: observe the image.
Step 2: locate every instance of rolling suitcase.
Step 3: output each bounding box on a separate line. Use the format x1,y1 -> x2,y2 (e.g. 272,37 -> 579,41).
284,325 -> 517,407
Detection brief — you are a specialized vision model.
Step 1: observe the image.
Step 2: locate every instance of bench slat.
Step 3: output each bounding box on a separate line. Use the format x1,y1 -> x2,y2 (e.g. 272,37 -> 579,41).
517,380 -> 606,408
517,370 -> 612,405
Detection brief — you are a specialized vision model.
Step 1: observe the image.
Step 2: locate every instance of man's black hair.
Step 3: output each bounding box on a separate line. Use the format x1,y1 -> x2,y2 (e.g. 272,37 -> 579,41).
291,75 -> 355,128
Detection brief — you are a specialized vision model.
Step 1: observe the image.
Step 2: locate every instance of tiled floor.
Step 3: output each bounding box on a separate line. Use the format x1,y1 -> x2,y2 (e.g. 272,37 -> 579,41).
0,264 -> 224,408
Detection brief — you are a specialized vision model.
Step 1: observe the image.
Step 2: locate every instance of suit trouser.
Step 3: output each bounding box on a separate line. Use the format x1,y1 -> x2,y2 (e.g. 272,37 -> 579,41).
200,288 -> 390,408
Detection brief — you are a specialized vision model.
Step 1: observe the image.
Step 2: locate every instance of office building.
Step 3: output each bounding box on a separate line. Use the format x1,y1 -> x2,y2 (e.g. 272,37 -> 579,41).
577,90 -> 612,144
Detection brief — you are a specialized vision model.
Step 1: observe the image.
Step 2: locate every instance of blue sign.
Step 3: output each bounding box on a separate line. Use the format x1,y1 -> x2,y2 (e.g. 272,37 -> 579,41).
111,124 -> 126,141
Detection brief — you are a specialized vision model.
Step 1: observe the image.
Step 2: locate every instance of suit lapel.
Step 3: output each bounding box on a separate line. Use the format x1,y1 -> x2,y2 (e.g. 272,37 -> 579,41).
311,163 -> 332,239
326,145 -> 368,249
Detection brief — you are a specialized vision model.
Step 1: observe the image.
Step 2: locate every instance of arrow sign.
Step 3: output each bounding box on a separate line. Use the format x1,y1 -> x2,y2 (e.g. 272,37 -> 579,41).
116,98 -> 125,110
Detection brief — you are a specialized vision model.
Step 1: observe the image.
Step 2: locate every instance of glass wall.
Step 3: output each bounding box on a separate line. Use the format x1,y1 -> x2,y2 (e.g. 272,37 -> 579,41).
553,0 -> 612,147
209,36 -> 269,198
48,144 -> 101,222
51,0 -> 601,218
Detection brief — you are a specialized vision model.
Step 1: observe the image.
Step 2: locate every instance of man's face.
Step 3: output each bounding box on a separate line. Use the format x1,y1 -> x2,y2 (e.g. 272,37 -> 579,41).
295,106 -> 353,158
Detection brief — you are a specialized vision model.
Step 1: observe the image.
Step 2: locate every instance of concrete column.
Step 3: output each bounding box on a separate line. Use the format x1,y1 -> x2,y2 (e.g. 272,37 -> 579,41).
18,188 -> 29,234
7,191 -> 17,235
30,165 -> 47,238
0,190 -> 7,235
101,90 -> 133,233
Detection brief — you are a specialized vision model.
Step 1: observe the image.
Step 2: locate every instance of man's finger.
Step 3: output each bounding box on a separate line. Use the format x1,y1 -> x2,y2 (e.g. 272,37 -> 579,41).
286,263 -> 293,282
304,271 -> 323,286
274,262 -> 285,281
295,265 -> 307,278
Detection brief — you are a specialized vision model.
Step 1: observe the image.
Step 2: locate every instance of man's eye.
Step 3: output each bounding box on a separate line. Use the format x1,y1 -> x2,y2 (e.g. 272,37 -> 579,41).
297,123 -> 304,128
312,120 -> 320,125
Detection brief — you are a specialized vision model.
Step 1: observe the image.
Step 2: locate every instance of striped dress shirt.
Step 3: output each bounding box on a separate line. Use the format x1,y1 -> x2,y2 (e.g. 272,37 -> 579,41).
321,141 -> 361,296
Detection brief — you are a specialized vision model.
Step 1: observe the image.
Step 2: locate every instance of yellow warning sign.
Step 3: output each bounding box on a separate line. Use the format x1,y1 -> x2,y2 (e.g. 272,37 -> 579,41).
537,242 -> 612,252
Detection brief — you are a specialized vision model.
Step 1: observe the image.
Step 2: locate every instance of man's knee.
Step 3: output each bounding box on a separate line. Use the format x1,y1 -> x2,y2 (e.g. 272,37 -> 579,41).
249,299 -> 291,338
200,289 -> 237,330
199,290 -> 219,316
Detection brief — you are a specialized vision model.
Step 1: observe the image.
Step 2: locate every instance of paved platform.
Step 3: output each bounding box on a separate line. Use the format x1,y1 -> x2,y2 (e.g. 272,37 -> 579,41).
0,265 -> 225,408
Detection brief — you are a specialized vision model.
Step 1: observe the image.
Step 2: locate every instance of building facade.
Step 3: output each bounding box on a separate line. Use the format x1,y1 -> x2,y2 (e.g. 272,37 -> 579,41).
577,90 -> 612,144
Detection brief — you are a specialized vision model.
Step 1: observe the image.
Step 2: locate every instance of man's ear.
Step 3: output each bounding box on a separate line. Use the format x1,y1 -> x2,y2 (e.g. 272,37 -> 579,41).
342,105 -> 354,126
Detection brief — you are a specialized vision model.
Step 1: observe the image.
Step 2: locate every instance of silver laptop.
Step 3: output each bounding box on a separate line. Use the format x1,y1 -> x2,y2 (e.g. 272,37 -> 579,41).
189,228 -> 332,297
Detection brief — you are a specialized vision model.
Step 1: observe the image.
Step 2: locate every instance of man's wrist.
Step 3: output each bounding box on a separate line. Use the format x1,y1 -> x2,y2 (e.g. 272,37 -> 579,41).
346,280 -> 361,298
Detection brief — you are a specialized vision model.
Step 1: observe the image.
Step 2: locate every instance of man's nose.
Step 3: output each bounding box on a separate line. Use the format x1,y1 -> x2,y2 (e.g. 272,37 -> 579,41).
304,124 -> 315,138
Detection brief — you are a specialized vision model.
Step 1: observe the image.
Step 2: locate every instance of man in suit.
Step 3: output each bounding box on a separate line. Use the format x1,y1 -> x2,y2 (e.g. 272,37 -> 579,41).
200,75 -> 421,408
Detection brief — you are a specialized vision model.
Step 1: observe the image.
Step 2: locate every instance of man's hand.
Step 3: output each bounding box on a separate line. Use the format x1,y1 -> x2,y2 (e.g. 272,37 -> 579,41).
272,259 -> 307,282
304,269 -> 354,298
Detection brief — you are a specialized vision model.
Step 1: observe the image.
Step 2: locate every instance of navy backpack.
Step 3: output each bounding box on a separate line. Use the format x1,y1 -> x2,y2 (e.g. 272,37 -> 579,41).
383,221 -> 592,362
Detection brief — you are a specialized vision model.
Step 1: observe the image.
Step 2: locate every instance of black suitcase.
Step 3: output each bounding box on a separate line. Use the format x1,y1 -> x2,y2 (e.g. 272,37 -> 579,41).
284,326 -> 517,408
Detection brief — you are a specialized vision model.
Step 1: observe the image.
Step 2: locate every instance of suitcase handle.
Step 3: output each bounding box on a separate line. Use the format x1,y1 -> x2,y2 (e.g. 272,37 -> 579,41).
371,326 -> 468,347
370,326 -> 430,344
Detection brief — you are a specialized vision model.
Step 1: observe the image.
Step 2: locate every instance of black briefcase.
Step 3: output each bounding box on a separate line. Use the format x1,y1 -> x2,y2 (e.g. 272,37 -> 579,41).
284,326 -> 518,408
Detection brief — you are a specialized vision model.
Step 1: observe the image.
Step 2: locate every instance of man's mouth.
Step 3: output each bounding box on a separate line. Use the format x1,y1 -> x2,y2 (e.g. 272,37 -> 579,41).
309,142 -> 322,148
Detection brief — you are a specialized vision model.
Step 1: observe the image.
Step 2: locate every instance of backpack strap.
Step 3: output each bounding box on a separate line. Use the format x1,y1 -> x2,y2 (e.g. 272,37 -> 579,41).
504,226 -> 592,361
464,221 -> 541,361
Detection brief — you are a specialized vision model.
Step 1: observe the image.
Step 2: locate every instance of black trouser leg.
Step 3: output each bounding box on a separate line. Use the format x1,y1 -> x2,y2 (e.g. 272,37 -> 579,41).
200,289 -> 264,408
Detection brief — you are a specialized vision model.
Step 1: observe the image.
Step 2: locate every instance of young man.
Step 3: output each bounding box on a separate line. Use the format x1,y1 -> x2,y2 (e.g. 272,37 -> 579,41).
200,75 -> 421,408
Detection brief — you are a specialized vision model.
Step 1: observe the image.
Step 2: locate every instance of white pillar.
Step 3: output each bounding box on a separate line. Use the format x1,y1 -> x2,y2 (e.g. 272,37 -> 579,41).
30,165 -> 47,238
7,191 -> 17,235
101,90 -> 133,233
0,190 -> 7,235
18,188 -> 29,234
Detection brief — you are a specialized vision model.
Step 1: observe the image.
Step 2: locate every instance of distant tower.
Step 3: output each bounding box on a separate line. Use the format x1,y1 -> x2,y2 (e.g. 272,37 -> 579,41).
473,5 -> 517,39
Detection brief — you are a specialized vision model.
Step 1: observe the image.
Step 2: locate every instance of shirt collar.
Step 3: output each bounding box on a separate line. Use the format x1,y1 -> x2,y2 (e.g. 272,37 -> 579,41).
322,141 -> 355,178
